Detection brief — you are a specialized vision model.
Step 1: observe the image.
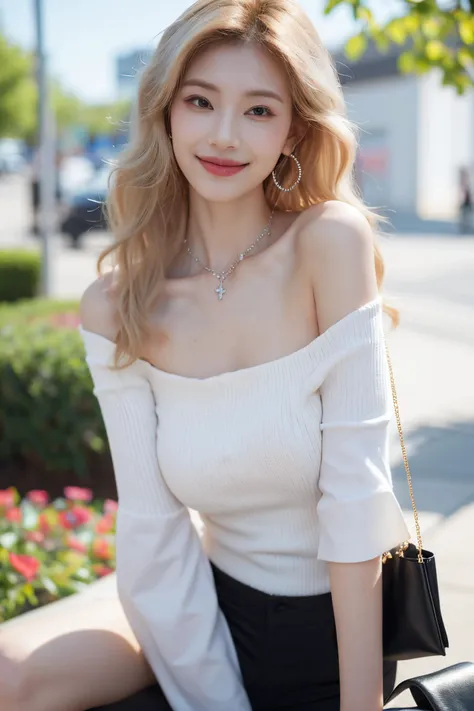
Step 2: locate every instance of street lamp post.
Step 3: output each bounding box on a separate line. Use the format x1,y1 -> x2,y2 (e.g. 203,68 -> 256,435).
34,0 -> 55,297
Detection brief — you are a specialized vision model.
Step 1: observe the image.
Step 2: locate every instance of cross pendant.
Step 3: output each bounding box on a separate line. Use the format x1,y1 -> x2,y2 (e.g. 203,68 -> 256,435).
215,278 -> 226,301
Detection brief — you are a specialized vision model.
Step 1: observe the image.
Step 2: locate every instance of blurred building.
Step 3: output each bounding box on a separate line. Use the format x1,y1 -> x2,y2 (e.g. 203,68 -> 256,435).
335,43 -> 474,226
116,49 -> 153,101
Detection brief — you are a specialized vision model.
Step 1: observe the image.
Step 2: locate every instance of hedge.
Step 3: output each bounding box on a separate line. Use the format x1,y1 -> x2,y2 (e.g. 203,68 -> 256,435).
0,297 -> 80,328
0,250 -> 41,302
0,299 -> 110,489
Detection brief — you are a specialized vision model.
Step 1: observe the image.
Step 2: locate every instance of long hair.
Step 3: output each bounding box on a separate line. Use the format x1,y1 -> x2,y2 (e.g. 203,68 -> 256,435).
98,0 -> 397,368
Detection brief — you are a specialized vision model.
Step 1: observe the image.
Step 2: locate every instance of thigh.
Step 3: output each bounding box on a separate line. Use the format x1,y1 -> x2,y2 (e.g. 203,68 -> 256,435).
88,684 -> 171,711
0,577 -> 155,711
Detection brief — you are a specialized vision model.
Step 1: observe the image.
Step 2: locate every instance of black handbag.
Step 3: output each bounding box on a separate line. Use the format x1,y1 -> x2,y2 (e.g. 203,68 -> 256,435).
386,661 -> 474,710
381,344 -> 449,662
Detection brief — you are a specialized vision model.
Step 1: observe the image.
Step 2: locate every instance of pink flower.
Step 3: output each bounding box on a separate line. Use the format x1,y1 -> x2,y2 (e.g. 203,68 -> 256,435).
66,535 -> 87,554
27,490 -> 49,507
6,507 -> 22,523
64,486 -> 93,503
48,312 -> 81,329
9,553 -> 40,582
25,531 -> 45,544
104,499 -> 118,514
58,506 -> 91,530
0,488 -> 16,510
95,514 -> 114,534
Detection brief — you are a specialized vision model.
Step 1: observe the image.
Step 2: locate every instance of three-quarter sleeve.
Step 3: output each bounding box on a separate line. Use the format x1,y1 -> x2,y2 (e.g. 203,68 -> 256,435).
314,301 -> 411,563
79,328 -> 251,711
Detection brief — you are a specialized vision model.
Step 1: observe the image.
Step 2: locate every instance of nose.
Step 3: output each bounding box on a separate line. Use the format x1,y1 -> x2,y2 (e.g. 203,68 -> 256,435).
208,110 -> 240,151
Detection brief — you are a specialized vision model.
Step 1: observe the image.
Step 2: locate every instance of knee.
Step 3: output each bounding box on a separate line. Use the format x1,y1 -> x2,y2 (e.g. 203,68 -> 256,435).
0,634 -> 55,711
0,640 -> 29,711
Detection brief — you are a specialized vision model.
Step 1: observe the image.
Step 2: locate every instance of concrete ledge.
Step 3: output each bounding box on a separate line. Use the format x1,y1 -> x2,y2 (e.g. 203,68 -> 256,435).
1,573 -> 118,631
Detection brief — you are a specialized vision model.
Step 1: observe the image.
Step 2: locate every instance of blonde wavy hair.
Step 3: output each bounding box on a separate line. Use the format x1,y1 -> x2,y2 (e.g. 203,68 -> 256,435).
98,0 -> 397,368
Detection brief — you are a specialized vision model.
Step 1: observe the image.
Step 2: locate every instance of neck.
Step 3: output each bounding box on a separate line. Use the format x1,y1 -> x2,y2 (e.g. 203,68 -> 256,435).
184,188 -> 274,274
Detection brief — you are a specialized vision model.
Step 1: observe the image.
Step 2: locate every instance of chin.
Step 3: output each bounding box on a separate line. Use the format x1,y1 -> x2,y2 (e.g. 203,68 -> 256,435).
188,179 -> 256,203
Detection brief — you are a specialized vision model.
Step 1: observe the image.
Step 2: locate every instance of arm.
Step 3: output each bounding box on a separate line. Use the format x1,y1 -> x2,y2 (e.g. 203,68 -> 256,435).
79,282 -> 251,711
300,202 -> 410,711
329,558 -> 384,711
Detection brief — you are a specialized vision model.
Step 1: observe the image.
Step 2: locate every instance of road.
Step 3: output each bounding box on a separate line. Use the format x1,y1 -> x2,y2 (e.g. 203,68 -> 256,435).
2,172 -> 474,702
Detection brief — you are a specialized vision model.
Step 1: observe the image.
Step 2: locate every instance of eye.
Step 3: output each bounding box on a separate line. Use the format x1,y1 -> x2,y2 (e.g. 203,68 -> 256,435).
247,106 -> 273,117
186,95 -> 213,109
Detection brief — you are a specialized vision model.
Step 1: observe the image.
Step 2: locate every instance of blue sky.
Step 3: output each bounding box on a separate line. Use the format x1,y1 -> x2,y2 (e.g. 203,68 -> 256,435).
0,0 -> 400,104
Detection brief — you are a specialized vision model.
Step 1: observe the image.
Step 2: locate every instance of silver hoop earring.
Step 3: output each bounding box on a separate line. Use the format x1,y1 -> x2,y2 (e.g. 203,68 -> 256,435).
272,153 -> 302,192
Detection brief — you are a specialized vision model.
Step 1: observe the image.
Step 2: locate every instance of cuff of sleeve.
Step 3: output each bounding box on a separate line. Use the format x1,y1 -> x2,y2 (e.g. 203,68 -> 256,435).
316,489 -> 411,563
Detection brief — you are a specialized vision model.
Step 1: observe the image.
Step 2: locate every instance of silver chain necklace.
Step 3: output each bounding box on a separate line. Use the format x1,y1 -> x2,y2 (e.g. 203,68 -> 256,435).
183,212 -> 274,300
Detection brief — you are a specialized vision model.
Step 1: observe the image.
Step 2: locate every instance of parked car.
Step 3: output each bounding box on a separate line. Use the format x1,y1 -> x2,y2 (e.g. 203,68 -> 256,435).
60,166 -> 110,248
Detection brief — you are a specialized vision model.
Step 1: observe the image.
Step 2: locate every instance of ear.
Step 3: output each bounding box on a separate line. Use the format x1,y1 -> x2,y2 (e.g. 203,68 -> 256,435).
282,116 -> 306,156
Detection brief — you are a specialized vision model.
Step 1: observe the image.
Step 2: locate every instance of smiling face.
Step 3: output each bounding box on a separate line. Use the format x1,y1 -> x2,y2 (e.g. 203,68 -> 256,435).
169,41 -> 295,203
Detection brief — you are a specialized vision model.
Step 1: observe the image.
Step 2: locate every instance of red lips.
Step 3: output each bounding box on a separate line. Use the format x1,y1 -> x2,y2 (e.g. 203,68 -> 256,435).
198,156 -> 247,166
197,156 -> 248,177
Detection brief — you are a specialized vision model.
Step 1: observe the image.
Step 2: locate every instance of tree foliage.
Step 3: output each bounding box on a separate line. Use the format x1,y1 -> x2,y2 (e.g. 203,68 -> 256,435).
0,35 -> 36,138
80,100 -> 131,139
324,0 -> 474,94
0,33 -> 131,143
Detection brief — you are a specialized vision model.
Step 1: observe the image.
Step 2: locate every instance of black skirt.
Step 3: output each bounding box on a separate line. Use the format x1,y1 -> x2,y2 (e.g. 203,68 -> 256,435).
91,562 -> 397,711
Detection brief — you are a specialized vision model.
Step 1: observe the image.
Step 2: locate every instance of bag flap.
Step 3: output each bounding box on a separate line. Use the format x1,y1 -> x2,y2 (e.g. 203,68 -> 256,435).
385,662 -> 474,711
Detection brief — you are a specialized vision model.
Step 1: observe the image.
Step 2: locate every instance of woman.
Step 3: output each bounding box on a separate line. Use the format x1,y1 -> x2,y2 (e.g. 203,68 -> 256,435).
0,1 -> 411,710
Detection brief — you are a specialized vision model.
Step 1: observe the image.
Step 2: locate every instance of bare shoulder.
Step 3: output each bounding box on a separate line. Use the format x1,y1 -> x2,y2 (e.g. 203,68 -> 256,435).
79,271 -> 118,341
296,200 -> 374,256
295,200 -> 378,333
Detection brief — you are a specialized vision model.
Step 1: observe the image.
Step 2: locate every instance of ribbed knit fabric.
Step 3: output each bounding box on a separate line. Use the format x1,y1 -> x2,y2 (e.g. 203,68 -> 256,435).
78,296 -> 410,711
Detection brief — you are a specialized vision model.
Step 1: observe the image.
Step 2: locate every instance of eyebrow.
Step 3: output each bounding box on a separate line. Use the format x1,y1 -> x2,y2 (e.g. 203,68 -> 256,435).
181,78 -> 284,103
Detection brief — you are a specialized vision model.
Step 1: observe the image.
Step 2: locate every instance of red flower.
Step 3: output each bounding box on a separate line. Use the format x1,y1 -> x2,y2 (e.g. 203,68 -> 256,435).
95,514 -> 114,534
27,490 -> 49,506
66,535 -> 87,554
58,506 -> 91,530
6,507 -> 22,523
64,486 -> 93,503
25,531 -> 45,544
0,488 -> 16,510
104,499 -> 118,514
92,538 -> 113,561
9,553 -> 40,582
92,564 -> 114,578
38,512 -> 51,534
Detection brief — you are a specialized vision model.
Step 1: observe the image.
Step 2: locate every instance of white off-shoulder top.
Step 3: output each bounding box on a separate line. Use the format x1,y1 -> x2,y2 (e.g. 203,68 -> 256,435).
78,296 -> 410,711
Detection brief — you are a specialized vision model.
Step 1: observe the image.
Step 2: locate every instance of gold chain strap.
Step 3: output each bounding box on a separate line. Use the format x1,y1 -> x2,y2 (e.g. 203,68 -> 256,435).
383,340 -> 424,565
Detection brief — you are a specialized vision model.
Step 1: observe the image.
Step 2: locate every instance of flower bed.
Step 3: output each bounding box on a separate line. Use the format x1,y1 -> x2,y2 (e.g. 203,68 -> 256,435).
0,485 -> 117,623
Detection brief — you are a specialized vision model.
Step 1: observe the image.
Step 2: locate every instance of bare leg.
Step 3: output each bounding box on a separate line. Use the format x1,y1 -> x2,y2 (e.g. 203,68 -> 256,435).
0,576 -> 155,711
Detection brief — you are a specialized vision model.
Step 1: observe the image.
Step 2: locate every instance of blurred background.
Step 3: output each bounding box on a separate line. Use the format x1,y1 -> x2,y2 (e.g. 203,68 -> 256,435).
0,0 -> 473,704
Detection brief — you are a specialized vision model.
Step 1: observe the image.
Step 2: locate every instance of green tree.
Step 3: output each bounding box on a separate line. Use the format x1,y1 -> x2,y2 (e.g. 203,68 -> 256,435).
80,100 -> 131,139
0,33 -> 130,145
51,82 -> 84,133
325,0 -> 474,93
0,35 -> 36,139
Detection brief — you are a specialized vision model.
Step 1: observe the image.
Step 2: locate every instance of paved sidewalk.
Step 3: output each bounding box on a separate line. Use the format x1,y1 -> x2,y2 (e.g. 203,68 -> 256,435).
379,235 -> 474,705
